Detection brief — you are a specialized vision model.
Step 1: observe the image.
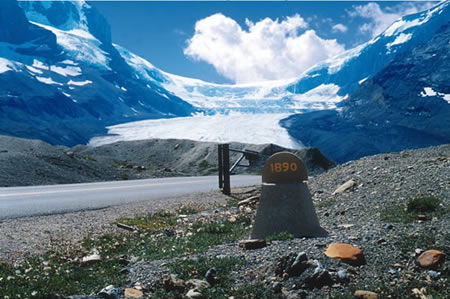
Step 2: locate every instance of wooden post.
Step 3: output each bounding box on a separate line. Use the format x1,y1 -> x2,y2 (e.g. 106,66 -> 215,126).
218,144 -> 223,188
222,144 -> 231,195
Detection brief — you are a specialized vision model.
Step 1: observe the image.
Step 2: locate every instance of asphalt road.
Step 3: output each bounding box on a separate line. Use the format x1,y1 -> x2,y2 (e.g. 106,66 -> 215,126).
0,175 -> 260,220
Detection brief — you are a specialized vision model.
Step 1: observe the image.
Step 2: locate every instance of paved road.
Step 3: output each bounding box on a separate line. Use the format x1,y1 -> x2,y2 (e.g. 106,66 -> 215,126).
0,175 -> 260,220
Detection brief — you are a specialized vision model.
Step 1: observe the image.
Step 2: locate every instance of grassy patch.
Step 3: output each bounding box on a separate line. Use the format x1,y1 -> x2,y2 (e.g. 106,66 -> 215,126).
116,210 -> 177,231
168,256 -> 243,282
225,199 -> 240,208
0,211 -> 252,298
0,251 -> 126,298
198,160 -> 215,170
315,199 -> 336,208
407,196 -> 441,213
157,257 -> 283,299
176,204 -> 201,215
380,196 -> 446,223
266,232 -> 294,242
83,155 -> 97,161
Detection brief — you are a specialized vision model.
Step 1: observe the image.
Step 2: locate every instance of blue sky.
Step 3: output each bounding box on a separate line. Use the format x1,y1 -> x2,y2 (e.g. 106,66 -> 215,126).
91,1 -> 437,84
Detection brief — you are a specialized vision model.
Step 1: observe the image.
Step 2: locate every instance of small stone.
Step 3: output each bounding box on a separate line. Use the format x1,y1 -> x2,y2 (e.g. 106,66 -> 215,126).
338,224 -> 354,229
305,268 -> 333,288
186,288 -> 204,298
384,224 -> 394,230
272,282 -> 282,293
427,270 -> 441,279
205,268 -> 217,284
81,253 -> 101,264
324,243 -> 366,266
332,179 -> 356,195
417,214 -> 427,221
354,290 -> 378,298
228,216 -> 237,223
98,285 -> 121,298
163,274 -> 185,291
415,248 -> 424,256
186,279 -> 210,290
124,288 -> 144,298
417,250 -> 445,268
336,269 -> 350,282
239,239 -> 266,250
65,151 -> 75,158
288,252 -> 309,276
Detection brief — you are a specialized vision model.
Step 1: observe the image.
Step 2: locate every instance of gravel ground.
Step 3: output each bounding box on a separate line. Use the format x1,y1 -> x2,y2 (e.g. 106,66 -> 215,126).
0,191 -> 229,264
1,144 -> 449,297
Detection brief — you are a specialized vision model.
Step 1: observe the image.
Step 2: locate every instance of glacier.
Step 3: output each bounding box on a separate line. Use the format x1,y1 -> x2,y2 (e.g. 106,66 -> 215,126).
89,113 -> 303,150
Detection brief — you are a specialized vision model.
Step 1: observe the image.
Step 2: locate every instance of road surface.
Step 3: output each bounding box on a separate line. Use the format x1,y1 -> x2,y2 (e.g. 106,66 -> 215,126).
0,175 -> 260,220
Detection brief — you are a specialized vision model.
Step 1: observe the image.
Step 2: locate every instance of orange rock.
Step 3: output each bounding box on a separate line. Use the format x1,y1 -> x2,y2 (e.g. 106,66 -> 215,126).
324,243 -> 366,266
124,288 -> 144,298
417,249 -> 445,268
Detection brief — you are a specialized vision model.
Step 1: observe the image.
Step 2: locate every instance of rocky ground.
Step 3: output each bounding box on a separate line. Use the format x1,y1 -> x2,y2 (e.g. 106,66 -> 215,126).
0,144 -> 449,298
0,135 -> 333,187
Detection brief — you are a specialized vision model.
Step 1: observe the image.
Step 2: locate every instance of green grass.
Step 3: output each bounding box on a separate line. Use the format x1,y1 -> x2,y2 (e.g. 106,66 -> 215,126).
0,212 -> 252,298
176,204 -> 200,215
407,196 -> 441,213
116,210 -> 177,231
380,196 -> 446,223
0,252 -> 126,298
168,256 -> 243,282
154,257 -> 284,299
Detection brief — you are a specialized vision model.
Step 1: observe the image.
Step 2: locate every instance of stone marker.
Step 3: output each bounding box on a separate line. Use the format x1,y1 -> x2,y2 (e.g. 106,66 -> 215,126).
251,152 -> 327,239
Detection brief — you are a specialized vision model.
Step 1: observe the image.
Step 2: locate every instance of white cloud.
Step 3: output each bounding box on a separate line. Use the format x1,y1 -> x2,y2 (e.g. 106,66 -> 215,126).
332,23 -> 348,33
348,2 -> 436,37
184,13 -> 345,84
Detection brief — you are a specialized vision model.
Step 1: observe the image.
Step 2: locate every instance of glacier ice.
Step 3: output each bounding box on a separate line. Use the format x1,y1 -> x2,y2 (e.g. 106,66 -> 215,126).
90,113 -> 303,150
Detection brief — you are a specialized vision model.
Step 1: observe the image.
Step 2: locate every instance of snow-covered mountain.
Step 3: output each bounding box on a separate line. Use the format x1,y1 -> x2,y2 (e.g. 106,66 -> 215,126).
282,2 -> 450,162
92,0 -> 450,161
1,0 -> 449,162
114,0 -> 450,115
0,0 -> 195,145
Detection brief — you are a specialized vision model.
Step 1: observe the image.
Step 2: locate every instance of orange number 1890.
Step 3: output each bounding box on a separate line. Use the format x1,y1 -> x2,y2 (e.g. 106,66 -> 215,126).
270,162 -> 298,173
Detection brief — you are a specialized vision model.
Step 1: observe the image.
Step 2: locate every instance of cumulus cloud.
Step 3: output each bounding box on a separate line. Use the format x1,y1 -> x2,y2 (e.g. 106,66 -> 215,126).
348,1 -> 436,37
184,14 -> 345,84
332,23 -> 348,33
